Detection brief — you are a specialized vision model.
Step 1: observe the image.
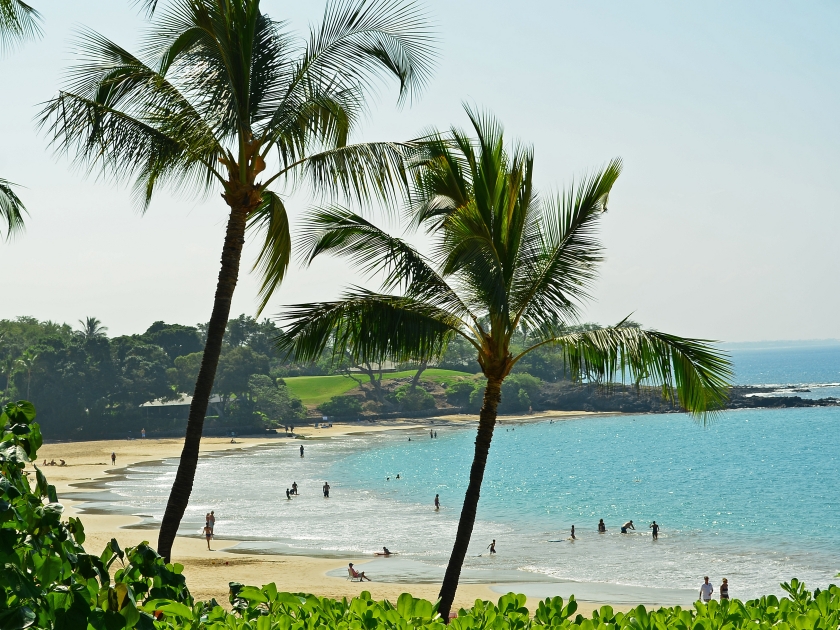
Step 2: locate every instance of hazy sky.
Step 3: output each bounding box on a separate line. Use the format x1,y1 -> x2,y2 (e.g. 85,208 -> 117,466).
2,1 -> 839,341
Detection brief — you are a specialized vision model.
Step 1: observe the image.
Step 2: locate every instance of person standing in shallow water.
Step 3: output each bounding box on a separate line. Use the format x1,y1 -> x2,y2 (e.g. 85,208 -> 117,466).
487,539 -> 496,554
570,525 -> 576,539
323,481 -> 330,497
649,520 -> 660,540
434,494 -> 440,510
598,519 -> 606,533
300,445 -> 304,457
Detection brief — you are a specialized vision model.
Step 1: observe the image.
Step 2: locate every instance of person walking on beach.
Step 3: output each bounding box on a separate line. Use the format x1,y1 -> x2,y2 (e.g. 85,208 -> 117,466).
720,578 -> 729,600
487,540 -> 496,554
111,452 -> 116,465
323,481 -> 330,497
203,522 -> 213,551
598,519 -> 606,533
434,494 -> 440,510
699,577 -> 714,603
620,520 -> 635,533
570,525 -> 576,540
209,511 -> 215,535
649,521 -> 660,540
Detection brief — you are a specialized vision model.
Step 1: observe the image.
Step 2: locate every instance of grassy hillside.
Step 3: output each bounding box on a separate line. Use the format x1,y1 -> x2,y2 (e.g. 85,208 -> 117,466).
284,368 -> 476,407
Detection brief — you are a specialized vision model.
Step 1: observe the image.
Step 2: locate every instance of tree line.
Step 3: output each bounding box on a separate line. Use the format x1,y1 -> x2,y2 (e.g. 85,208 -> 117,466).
0,315 -> 307,439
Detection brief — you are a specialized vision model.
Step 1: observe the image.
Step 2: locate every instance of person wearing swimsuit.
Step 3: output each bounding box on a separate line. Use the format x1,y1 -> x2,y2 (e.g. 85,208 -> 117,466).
720,578 -> 729,600
487,539 -> 496,554
203,523 -> 212,550
434,494 -> 440,510
598,519 -> 606,533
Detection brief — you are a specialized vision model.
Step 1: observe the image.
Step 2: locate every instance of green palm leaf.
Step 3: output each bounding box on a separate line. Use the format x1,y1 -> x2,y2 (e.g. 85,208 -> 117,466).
0,178 -> 26,240
0,0 -> 41,52
249,191 -> 291,316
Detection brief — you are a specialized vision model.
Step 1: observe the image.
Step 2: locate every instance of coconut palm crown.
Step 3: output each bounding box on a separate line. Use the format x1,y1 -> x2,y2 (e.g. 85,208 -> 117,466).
1,0 -> 41,239
39,0 -> 435,561
277,107 -> 732,619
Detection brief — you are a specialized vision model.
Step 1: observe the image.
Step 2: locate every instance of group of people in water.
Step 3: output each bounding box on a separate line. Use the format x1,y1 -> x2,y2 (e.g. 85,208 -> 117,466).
578,519 -> 660,539
284,480 -> 332,499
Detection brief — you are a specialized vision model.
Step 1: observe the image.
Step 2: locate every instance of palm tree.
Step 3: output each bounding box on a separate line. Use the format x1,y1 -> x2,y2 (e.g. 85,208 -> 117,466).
278,107 -> 732,619
1,0 -> 41,239
78,316 -> 108,340
15,351 -> 38,398
39,0 -> 434,561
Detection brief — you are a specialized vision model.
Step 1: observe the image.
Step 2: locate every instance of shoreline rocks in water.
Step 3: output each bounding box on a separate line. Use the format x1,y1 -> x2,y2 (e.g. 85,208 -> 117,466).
531,383 -> 839,414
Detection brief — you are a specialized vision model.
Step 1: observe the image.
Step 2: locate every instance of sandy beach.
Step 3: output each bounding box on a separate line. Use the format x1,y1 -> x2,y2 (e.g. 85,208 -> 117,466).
33,414 -> 615,614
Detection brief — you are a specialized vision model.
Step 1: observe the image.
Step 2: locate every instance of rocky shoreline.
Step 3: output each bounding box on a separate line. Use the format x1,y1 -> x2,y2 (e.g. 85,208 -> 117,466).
532,382 -> 839,414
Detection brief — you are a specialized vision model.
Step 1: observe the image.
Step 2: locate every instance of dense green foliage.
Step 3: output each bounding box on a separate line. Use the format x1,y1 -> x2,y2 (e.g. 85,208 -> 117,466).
0,400 -> 193,629
318,395 -> 364,417
2,400 -> 839,629
0,316 -> 304,438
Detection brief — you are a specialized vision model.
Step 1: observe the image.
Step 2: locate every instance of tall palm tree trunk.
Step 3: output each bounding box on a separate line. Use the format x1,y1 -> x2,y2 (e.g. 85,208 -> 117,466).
438,377 -> 502,620
157,207 -> 248,562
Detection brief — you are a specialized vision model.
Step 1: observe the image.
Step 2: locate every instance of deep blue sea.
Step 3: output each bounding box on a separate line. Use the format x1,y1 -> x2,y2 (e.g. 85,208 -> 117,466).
86,345 -> 840,605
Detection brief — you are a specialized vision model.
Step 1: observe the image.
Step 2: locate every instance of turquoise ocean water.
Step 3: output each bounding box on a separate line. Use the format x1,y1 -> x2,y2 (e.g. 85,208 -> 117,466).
80,345 -> 840,605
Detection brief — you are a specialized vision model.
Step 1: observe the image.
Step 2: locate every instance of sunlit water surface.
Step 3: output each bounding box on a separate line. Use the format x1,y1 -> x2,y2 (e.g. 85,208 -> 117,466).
82,347 -> 840,604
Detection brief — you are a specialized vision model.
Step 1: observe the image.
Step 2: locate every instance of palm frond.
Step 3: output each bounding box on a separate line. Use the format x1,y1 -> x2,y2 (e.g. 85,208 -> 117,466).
300,206 -> 472,316
0,0 -> 41,53
294,140 -> 418,206
510,158 -> 622,330
38,29 -> 225,210
520,324 -> 732,417
304,0 -> 437,106
249,191 -> 291,316
0,178 -> 26,239
277,289 -> 464,365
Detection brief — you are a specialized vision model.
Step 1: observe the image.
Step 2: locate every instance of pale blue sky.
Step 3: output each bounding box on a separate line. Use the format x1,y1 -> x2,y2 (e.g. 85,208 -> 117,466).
1,1 -> 839,341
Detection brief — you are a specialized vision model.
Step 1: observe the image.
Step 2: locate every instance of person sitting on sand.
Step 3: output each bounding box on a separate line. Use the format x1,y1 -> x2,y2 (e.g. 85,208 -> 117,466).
348,563 -> 371,581
59,459 -> 66,466
49,459 -> 56,466
620,520 -> 635,534
598,519 -> 606,533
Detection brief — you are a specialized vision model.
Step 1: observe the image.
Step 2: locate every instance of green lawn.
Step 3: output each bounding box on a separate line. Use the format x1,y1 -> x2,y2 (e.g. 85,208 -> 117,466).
284,368 -> 476,407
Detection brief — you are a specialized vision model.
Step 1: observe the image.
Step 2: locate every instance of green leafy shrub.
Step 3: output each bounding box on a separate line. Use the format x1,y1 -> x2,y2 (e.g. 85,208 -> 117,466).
0,400 -> 192,629
319,395 -> 363,417
446,381 -> 478,407
394,384 -> 436,411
